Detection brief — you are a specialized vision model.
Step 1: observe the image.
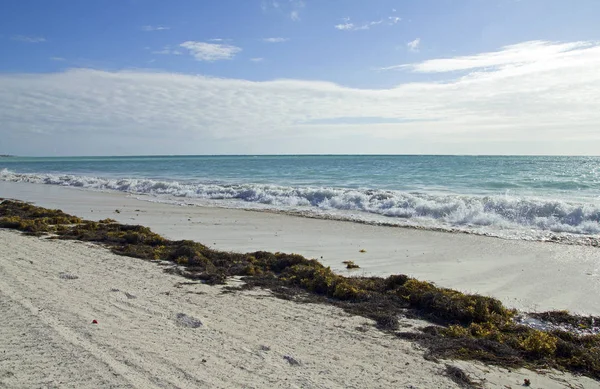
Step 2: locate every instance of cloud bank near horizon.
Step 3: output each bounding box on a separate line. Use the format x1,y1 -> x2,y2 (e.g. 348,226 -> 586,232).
2,40 -> 600,155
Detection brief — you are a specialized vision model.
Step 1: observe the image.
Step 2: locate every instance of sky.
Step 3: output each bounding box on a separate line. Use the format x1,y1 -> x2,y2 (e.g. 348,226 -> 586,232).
1,0 -> 600,156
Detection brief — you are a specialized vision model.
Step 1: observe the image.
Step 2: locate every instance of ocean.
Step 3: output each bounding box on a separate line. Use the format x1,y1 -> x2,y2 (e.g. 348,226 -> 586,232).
1,155 -> 600,243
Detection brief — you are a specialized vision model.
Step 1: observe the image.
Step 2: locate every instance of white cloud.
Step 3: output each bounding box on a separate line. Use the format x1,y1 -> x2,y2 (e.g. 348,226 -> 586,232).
407,38 -> 421,52
12,35 -> 46,43
50,57 -> 66,61
334,23 -> 355,30
1,40 -> 600,155
389,16 -> 401,24
141,25 -> 170,32
179,41 -> 242,61
405,40 -> 592,73
263,37 -> 289,43
250,57 -> 264,62
367,20 -> 383,28
335,18 -> 391,31
290,10 -> 300,21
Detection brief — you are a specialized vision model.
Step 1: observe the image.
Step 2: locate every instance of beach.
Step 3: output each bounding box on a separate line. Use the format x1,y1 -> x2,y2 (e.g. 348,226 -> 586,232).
2,228 -> 461,388
3,0 -> 600,384
1,181 -> 600,388
2,180 -> 600,315
0,225 -> 597,388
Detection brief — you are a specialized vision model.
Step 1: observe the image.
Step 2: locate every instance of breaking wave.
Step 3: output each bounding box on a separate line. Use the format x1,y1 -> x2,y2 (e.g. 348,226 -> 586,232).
2,169 -> 600,239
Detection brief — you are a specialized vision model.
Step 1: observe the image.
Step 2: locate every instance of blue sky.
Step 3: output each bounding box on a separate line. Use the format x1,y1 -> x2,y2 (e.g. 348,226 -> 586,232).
1,0 -> 600,155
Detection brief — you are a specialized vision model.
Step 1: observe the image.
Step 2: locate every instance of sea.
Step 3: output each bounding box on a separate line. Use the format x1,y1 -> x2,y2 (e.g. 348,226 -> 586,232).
1,155 -> 600,244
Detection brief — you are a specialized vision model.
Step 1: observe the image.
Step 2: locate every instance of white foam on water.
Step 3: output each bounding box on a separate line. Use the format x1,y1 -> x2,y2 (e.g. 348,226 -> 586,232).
2,169 -> 600,241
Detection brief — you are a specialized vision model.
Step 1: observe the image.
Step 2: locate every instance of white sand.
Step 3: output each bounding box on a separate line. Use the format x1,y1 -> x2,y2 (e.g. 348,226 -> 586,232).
1,230 -> 598,388
2,181 -> 600,315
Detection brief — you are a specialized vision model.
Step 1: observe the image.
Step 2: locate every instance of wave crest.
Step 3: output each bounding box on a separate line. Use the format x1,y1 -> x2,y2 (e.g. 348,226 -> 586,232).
2,169 -> 600,237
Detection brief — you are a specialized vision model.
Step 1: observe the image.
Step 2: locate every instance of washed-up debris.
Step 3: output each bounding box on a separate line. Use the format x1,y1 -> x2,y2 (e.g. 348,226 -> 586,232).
283,355 -> 300,366
175,313 -> 203,328
516,312 -> 600,336
342,260 -> 360,269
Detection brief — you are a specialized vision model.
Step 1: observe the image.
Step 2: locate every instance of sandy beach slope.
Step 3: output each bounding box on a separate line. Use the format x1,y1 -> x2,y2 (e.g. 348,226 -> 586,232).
1,181 -> 599,315
0,229 -> 459,388
2,229 -> 599,388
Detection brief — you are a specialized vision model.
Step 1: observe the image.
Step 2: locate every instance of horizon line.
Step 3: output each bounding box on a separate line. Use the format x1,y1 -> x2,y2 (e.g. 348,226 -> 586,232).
3,153 -> 600,158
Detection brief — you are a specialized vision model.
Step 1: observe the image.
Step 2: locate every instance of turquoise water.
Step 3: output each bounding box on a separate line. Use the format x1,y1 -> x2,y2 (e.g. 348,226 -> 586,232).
2,155 -> 600,240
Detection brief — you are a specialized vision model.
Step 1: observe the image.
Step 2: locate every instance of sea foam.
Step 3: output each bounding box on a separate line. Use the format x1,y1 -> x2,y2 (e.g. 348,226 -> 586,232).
2,169 -> 599,240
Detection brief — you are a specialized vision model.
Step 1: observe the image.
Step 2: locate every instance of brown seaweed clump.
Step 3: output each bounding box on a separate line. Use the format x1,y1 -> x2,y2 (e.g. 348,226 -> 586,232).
342,260 -> 360,269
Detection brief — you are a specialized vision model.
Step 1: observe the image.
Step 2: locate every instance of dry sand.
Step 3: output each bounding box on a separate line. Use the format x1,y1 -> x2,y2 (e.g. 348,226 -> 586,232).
1,229 -> 598,388
2,181 -> 600,315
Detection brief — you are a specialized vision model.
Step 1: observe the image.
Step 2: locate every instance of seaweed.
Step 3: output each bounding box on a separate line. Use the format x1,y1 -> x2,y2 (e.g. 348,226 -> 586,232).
444,365 -> 479,389
1,199 -> 599,380
342,260 -> 360,269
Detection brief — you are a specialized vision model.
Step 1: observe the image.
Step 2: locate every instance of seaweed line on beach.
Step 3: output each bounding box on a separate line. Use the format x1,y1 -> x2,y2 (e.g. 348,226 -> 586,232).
1,199 -> 599,381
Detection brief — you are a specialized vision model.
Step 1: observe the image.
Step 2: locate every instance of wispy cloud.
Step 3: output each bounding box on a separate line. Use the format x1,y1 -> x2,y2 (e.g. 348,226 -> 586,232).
141,25 -> 170,32
152,46 -> 183,55
250,57 -> 264,62
179,41 -> 242,61
50,57 -> 66,61
407,38 -> 421,52
11,35 -> 46,43
263,37 -> 289,43
334,22 -> 355,31
302,117 -> 427,125
417,40 -> 592,73
290,0 -> 304,21
2,41 -> 600,155
262,0 -> 304,21
261,1 -> 279,12
384,40 -> 593,72
334,17 -> 394,31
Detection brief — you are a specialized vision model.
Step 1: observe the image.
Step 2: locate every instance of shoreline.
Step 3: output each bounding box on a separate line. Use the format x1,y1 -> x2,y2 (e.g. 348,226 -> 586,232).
3,167 -> 600,243
2,180 -> 600,315
249,205 -> 600,247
